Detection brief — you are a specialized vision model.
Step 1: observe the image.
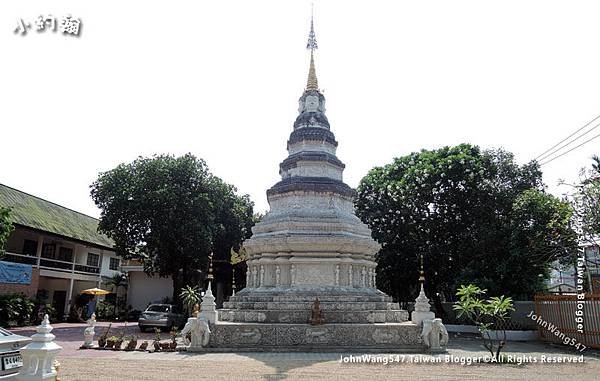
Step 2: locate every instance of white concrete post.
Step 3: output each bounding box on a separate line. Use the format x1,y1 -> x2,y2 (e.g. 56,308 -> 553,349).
252,266 -> 258,287
259,265 -> 265,287
290,264 -> 296,285
17,315 -> 62,381
65,278 -> 74,317
348,265 -> 353,287
35,235 -> 43,268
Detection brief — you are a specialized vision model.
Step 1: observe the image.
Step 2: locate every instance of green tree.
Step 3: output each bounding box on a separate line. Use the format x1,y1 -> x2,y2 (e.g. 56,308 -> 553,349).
567,156 -> 600,245
0,207 -> 13,258
106,273 -> 128,317
90,153 -> 254,303
210,181 -> 255,303
355,144 -> 577,303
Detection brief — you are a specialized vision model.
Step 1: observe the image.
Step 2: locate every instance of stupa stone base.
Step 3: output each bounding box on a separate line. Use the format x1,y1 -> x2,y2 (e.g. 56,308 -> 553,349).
205,322 -> 424,351
206,285 -> 423,351
221,286 -> 408,324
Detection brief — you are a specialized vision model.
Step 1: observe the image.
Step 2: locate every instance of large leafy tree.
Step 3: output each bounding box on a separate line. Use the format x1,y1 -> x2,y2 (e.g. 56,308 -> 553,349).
0,207 -> 13,258
567,156 -> 600,246
355,144 -> 577,304
210,180 -> 255,305
90,153 -> 254,303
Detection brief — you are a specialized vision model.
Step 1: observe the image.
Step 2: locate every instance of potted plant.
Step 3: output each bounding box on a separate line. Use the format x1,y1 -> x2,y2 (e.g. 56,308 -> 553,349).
169,329 -> 178,351
114,331 -> 125,350
138,341 -> 148,351
152,328 -> 161,352
125,335 -> 137,351
97,323 -> 111,348
105,335 -> 118,349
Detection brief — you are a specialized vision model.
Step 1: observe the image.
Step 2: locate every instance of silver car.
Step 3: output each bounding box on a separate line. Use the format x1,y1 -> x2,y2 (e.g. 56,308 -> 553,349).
0,328 -> 30,380
138,304 -> 184,332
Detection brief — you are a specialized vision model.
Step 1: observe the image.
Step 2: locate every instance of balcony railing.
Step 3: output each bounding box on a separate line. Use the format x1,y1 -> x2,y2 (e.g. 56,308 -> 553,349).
3,252 -> 100,276
40,258 -> 72,270
4,253 -> 37,265
74,264 -> 100,274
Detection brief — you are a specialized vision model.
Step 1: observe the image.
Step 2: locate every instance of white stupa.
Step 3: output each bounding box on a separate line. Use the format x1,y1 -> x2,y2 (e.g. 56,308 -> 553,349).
210,13 -> 425,350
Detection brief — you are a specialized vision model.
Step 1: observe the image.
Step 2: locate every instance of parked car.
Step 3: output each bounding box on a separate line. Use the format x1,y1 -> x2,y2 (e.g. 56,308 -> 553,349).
138,304 -> 185,332
0,327 -> 31,379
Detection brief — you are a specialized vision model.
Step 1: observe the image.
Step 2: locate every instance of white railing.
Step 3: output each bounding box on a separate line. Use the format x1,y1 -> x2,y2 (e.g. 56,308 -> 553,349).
3,252 -> 100,275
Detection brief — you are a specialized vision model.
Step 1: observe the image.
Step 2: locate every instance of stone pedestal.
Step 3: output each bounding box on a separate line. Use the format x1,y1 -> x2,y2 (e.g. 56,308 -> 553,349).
209,322 -> 422,351
17,315 -> 62,381
213,286 -> 421,351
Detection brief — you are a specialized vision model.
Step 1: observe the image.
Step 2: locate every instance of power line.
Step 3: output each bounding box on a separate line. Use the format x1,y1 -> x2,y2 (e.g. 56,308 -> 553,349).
535,113 -> 600,161
539,132 -> 600,166
537,121 -> 600,162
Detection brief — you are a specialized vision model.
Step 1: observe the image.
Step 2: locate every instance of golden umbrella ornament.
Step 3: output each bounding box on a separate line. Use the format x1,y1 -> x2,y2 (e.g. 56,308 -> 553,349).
81,287 -> 110,296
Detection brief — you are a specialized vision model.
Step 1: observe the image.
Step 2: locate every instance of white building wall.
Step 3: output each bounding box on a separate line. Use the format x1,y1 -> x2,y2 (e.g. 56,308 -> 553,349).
99,250 -> 121,278
127,271 -> 173,311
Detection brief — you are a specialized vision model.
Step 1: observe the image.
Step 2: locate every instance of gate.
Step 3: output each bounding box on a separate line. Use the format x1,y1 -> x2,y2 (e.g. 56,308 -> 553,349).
534,294 -> 600,349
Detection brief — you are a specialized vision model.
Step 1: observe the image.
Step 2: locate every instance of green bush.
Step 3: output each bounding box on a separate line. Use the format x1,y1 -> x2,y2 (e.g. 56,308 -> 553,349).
0,293 -> 35,327
453,284 -> 515,359
95,300 -> 114,320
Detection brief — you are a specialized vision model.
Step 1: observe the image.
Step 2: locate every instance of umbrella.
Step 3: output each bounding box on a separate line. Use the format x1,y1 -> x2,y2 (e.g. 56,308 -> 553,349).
81,287 -> 110,296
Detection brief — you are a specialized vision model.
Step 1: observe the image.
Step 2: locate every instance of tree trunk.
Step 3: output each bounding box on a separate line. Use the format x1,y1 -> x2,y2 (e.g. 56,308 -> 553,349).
432,291 -> 447,320
172,271 -> 181,305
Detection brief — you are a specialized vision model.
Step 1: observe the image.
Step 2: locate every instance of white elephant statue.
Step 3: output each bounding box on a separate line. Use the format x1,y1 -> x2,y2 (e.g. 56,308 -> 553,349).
422,318 -> 448,352
181,316 -> 211,350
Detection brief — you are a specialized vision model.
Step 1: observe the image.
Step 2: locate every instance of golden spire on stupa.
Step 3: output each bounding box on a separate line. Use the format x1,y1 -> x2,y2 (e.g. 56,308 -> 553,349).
419,254 -> 425,284
306,52 -> 319,91
305,7 -> 319,92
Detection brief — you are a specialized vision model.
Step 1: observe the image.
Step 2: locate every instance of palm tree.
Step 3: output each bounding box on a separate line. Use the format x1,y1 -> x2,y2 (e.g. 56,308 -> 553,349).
179,285 -> 201,316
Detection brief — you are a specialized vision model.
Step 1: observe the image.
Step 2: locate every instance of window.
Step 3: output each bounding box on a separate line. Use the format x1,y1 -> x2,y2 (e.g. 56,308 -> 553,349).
146,305 -> 170,313
22,240 -> 38,256
41,243 -> 56,259
57,247 -> 73,262
87,253 -> 100,267
109,257 -> 120,271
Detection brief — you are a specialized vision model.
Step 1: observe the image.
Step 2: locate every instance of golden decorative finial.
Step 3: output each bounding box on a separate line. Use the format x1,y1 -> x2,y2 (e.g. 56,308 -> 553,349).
305,5 -> 319,92
418,254 -> 425,284
207,252 -> 214,281
192,303 -> 200,318
306,52 -> 319,91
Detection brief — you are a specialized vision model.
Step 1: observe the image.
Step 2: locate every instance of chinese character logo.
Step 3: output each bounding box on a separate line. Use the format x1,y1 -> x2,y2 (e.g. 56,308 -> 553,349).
14,14 -> 82,36
60,15 -> 81,35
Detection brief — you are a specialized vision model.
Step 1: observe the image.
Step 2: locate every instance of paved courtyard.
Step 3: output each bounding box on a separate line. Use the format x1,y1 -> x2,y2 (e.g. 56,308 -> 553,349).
10,322 -> 600,380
